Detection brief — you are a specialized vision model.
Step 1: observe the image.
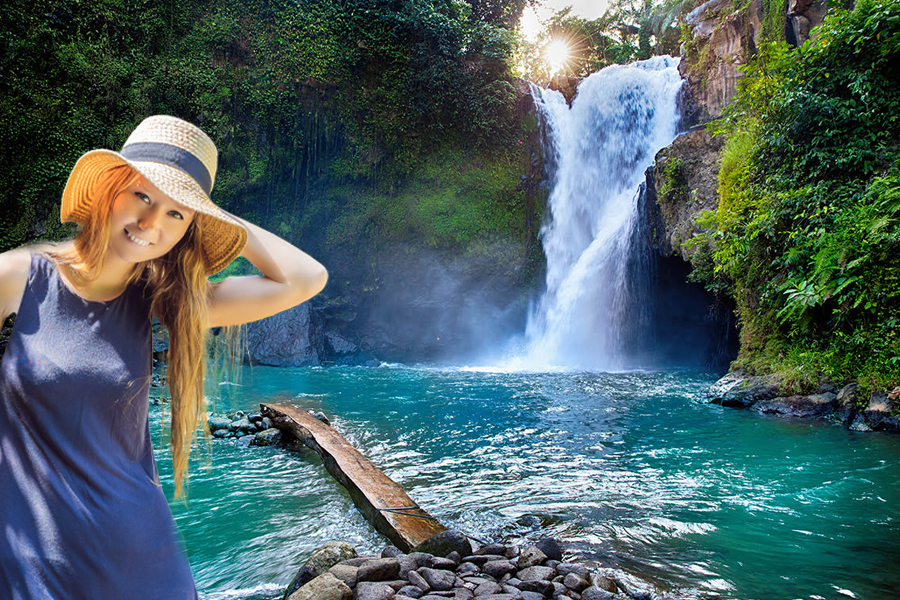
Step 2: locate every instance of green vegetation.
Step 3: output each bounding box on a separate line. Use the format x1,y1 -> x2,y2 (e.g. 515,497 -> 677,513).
0,0 -> 540,273
658,156 -> 689,205
694,0 -> 900,391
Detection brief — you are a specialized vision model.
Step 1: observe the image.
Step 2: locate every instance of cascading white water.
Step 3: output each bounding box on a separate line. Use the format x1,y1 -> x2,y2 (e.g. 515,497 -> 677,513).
523,56 -> 683,370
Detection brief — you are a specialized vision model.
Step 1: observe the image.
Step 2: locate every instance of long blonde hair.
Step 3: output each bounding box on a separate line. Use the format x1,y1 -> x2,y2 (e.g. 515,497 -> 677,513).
54,164 -> 211,498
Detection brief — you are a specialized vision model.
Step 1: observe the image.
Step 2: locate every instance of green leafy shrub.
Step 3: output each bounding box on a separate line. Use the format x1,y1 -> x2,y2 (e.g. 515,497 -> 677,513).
698,0 -> 900,390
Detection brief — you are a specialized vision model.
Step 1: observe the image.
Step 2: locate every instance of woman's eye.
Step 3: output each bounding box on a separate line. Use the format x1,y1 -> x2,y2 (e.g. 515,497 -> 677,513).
136,192 -> 151,204
170,211 -> 184,220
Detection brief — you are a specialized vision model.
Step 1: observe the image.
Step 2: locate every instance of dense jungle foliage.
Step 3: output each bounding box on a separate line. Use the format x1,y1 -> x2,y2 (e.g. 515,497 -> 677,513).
697,0 -> 900,391
0,0 -> 543,289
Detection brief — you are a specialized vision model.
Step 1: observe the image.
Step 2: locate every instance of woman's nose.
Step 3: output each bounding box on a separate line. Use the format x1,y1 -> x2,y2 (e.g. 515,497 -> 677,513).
137,206 -> 161,231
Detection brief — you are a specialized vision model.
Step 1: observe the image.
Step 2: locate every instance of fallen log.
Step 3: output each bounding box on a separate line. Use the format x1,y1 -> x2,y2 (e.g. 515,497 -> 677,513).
260,403 -> 447,551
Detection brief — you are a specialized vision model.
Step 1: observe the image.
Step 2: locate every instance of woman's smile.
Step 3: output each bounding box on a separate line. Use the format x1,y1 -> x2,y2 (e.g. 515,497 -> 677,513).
125,230 -> 152,247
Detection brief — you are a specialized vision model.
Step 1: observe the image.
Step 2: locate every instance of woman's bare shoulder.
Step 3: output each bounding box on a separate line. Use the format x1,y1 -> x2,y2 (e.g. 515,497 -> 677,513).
0,246 -> 40,320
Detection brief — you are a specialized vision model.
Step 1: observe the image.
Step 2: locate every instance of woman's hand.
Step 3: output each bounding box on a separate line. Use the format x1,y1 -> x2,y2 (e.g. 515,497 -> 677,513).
206,216 -> 328,328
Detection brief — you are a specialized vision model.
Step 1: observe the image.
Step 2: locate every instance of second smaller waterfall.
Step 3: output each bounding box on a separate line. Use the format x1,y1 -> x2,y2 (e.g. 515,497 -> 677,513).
523,57 -> 683,370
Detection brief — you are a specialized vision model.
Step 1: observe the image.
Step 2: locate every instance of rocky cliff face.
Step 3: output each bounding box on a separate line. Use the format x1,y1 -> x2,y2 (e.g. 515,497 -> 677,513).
679,0 -> 765,124
679,0 -> 828,125
650,128 -> 725,261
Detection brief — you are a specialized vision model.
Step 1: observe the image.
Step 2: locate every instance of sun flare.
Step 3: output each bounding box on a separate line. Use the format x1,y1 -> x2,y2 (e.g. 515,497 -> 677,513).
545,39 -> 570,74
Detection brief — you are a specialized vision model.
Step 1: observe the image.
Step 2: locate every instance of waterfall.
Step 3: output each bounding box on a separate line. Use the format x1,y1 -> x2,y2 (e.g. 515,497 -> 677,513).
523,56 -> 683,370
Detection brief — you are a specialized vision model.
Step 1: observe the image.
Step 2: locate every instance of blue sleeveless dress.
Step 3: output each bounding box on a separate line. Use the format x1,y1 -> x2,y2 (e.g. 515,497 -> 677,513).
0,253 -> 197,599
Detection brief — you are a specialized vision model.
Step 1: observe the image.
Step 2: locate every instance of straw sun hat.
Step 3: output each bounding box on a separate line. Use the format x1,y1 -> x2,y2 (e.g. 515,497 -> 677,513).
60,115 -> 248,274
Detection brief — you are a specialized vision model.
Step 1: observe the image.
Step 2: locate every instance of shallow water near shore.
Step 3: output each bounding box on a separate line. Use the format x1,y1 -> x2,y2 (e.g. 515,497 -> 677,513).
151,365 -> 900,600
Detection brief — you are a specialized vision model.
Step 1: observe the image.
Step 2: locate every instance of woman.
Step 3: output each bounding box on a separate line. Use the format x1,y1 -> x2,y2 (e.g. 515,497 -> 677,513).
0,115 -> 328,598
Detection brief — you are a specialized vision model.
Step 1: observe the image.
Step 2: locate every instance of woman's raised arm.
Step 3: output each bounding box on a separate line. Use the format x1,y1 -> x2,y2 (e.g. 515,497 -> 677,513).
206,217 -> 328,328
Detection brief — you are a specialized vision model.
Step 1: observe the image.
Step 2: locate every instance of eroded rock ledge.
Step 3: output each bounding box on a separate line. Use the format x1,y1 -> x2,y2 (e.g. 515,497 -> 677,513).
702,371 -> 900,433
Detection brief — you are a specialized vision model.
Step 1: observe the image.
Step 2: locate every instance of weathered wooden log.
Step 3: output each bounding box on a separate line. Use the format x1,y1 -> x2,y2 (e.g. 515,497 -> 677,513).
260,403 -> 447,551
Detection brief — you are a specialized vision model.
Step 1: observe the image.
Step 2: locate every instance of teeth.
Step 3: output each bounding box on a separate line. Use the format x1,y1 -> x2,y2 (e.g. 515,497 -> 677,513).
126,231 -> 150,247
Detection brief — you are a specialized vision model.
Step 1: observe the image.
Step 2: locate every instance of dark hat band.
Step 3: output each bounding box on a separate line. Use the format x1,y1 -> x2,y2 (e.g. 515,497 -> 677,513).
120,142 -> 213,195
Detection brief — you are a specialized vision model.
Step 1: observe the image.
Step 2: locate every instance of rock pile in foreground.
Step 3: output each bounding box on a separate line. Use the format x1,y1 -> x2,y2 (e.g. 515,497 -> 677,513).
206,410 -> 286,447
284,536 -> 651,600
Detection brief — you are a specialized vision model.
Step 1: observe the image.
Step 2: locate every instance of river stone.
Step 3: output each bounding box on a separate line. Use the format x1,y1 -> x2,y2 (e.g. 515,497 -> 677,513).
533,539 -> 562,561
475,544 -> 508,556
474,581 -> 503,595
212,429 -> 230,438
357,558 -> 401,582
517,580 -> 553,595
754,392 -> 837,418
550,581 -> 567,597
355,581 -> 397,600
474,595 -> 519,600
230,417 -> 252,431
252,427 -> 282,446
329,564 -> 359,587
430,556 -> 458,570
382,546 -> 405,559
395,596 -> 419,600
515,547 -> 547,570
207,416 -> 232,431
520,592 -> 543,600
341,557 -> 374,567
581,586 -> 617,600
517,565 -> 555,582
407,569 -> 430,591
385,580 -> 410,591
307,541 -> 359,575
462,555 -> 503,566
419,567 -> 455,591
456,562 -> 479,574
398,586 -> 424,599
408,552 -> 436,567
413,530 -> 473,558
590,575 -> 617,593
398,555 -> 419,578
454,588 -> 475,600
235,434 -> 254,447
283,565 -> 317,599
446,551 -> 462,564
500,583 -> 525,597
287,573 -> 352,600
310,410 -> 331,425
556,563 -> 590,579
563,572 -> 590,592
464,576 -> 496,586
483,560 -> 517,579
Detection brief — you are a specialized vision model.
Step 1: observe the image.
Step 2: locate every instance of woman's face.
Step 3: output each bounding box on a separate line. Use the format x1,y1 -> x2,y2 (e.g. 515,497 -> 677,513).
107,176 -> 196,265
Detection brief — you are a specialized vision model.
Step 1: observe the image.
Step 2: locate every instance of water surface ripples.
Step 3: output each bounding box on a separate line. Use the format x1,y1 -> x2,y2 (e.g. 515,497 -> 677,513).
151,366 -> 900,600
